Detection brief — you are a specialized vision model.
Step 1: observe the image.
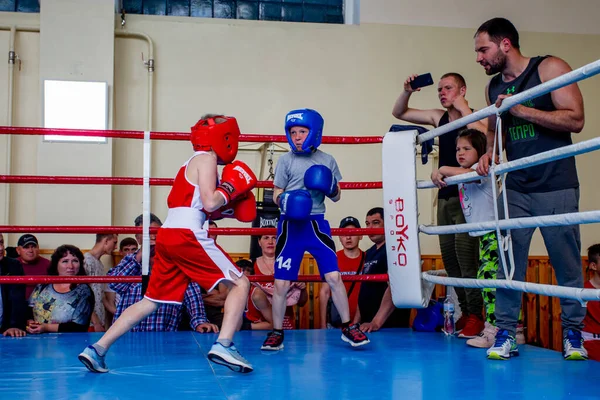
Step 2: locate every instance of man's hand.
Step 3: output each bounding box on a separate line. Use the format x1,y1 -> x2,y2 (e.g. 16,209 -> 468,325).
359,321 -> 381,333
452,95 -> 470,114
495,94 -> 527,118
403,74 -> 421,93
2,328 -> 26,337
195,323 -> 219,333
431,169 -> 447,188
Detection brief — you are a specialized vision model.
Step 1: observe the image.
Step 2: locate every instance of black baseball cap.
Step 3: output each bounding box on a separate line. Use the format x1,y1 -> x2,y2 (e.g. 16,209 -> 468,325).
339,216 -> 361,229
18,234 -> 39,247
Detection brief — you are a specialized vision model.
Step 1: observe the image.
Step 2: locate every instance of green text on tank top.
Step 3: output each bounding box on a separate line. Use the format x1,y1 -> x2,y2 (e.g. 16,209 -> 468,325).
493,57 -> 549,145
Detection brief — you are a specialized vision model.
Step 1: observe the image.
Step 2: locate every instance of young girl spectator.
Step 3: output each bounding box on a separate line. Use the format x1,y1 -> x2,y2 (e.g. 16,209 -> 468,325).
437,129 -> 498,346
27,245 -> 94,334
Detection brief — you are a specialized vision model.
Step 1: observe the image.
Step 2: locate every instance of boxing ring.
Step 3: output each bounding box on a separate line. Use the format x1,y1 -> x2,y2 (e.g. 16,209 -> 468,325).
2,59 -> 600,399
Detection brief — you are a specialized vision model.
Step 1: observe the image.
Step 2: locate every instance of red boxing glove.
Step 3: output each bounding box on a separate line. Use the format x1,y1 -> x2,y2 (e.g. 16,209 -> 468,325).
205,192 -> 257,223
216,160 -> 257,204
204,207 -> 234,221
232,191 -> 257,222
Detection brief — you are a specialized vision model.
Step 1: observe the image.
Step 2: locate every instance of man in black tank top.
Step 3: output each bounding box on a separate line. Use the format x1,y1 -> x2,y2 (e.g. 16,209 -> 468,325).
392,73 -> 488,337
474,17 -> 587,361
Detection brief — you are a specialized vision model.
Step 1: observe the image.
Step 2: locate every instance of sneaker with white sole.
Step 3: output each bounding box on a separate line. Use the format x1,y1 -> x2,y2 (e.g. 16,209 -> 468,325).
563,329 -> 588,361
261,331 -> 284,351
467,322 -> 499,348
208,342 -> 253,373
78,345 -> 109,373
341,323 -> 370,347
487,329 -> 519,360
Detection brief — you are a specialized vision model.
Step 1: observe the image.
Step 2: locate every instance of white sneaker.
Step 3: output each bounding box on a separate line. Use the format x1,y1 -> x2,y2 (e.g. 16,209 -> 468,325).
487,329 -> 519,360
563,329 -> 588,361
467,322 -> 499,348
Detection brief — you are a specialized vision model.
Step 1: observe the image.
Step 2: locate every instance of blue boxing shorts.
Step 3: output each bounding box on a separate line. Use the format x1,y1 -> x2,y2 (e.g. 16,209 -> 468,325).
274,214 -> 339,281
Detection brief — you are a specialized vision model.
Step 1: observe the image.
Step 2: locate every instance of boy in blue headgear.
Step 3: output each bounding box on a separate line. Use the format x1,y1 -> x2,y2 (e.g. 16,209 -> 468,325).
260,108 -> 370,351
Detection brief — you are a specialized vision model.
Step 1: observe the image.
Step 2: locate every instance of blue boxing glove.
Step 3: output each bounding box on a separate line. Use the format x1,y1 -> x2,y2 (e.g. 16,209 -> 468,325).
279,190 -> 312,220
304,165 -> 339,198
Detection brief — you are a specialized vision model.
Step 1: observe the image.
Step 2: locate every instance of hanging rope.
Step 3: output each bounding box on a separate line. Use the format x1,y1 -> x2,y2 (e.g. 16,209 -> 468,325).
491,113 -> 517,281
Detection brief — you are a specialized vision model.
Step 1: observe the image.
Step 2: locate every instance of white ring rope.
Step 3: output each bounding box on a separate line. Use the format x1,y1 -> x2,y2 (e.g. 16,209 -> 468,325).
420,210 -> 600,235
417,58 -> 600,143
417,136 -> 600,189
422,270 -> 600,305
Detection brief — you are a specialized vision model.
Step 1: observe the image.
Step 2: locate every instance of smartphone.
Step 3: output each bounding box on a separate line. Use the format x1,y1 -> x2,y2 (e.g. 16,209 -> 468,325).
410,73 -> 434,90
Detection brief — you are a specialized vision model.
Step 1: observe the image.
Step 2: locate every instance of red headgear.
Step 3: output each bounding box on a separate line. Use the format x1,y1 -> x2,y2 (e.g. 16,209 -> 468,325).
190,116 -> 240,164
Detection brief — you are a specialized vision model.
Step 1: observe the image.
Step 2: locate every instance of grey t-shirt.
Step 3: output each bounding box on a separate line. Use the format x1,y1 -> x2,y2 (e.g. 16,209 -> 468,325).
274,150 -> 342,215
458,163 -> 497,237
84,252 -> 107,326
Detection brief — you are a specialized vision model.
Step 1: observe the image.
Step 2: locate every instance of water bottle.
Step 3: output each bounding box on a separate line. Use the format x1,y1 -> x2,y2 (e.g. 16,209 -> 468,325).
443,294 -> 455,336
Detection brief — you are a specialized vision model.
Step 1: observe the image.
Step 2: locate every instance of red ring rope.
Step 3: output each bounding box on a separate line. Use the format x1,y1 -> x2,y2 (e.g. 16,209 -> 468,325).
0,126 -> 383,144
0,274 -> 390,284
0,226 -> 382,236
0,175 -> 382,189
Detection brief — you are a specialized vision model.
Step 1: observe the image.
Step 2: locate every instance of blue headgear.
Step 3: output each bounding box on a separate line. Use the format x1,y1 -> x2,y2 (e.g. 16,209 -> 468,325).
284,109 -> 324,154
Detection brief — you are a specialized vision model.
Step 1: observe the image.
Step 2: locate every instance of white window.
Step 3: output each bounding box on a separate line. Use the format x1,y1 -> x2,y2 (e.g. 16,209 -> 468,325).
43,80 -> 108,143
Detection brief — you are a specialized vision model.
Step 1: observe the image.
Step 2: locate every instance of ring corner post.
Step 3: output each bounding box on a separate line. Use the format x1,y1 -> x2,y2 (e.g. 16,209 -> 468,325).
382,130 -> 424,309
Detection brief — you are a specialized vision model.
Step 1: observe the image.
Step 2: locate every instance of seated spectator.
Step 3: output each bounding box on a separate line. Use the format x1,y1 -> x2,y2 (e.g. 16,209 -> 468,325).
103,237 -> 138,326
242,235 -> 308,331
583,244 -> 600,361
27,245 -> 94,334
108,213 -> 217,333
207,220 -> 218,242
238,259 -> 254,276
319,216 -> 365,328
119,237 -> 138,256
200,283 -> 228,328
353,207 -> 411,332
0,233 -> 27,337
84,233 -> 118,332
5,246 -> 18,259
16,234 -> 51,300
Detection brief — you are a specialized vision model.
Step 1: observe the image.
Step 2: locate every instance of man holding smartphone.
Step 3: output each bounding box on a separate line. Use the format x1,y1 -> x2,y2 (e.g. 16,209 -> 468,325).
392,73 -> 488,339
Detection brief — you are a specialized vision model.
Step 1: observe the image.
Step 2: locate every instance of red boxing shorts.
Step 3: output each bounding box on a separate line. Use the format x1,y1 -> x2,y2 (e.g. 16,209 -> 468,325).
144,227 -> 242,304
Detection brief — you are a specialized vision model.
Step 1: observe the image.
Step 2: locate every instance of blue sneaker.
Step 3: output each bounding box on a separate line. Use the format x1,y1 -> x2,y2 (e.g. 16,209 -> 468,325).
208,342 -> 253,373
563,329 -> 588,360
78,345 -> 109,373
487,329 -> 519,360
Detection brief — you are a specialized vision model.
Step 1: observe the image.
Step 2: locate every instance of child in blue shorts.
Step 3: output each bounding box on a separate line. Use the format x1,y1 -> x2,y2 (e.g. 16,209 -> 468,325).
260,108 -> 370,351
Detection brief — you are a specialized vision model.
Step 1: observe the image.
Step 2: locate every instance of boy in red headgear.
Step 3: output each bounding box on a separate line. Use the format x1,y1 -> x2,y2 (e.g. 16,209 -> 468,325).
79,115 -> 258,373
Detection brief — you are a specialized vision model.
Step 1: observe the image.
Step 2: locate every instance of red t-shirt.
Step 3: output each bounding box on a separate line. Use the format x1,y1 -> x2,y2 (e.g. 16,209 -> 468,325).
19,256 -> 50,300
337,249 -> 364,321
583,280 -> 600,335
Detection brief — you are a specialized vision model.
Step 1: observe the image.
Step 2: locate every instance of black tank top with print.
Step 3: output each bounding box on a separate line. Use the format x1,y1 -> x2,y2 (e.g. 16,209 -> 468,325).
488,56 -> 578,193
